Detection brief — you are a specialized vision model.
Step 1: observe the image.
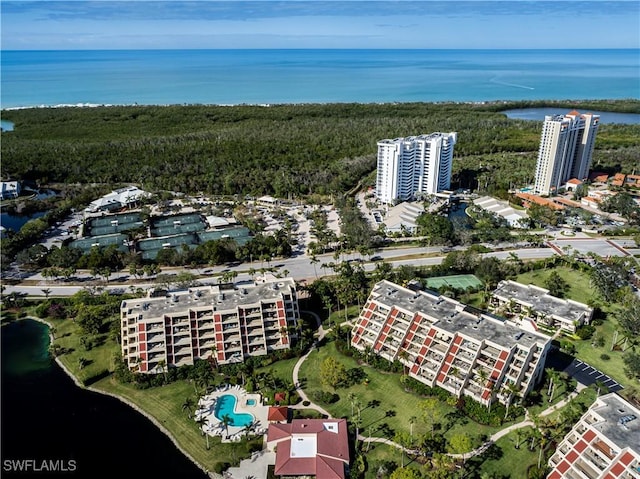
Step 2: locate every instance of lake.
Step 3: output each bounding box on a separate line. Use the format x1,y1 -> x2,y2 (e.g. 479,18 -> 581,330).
0,319 -> 208,478
503,108 -> 640,124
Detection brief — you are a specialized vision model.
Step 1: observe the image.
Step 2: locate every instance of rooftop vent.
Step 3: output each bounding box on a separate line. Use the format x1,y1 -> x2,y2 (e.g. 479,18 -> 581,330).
619,414 -> 637,427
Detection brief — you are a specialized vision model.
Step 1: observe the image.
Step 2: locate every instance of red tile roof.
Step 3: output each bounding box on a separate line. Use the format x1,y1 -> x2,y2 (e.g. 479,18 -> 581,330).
267,419 -> 350,479
515,192 -> 564,210
589,172 -> 609,183
268,406 -> 289,422
566,178 -> 583,185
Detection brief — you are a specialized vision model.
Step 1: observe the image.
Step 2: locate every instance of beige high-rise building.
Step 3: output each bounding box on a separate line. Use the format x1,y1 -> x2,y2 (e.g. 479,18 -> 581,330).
533,111 -> 600,196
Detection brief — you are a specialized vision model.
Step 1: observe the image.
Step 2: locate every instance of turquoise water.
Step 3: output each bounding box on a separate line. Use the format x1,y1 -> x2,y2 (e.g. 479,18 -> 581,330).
504,108 -> 640,124
246,399 -> 256,406
2,49 -> 638,108
214,394 -> 254,427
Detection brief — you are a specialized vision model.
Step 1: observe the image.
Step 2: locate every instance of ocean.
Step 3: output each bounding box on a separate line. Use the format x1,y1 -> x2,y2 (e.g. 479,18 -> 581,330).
1,49 -> 639,109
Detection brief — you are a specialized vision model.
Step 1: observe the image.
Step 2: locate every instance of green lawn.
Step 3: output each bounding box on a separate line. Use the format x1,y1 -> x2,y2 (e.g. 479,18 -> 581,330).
94,376 -> 261,472
46,316 -> 120,385
254,355 -> 299,385
298,340 -> 505,447
360,442 -> 422,479
515,266 -> 636,390
472,427 -> 539,479
516,266 -> 595,303
569,311 -> 634,389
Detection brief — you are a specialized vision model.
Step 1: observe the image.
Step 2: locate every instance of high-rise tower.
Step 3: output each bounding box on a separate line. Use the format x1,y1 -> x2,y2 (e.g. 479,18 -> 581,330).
533,111 -> 600,196
375,132 -> 457,204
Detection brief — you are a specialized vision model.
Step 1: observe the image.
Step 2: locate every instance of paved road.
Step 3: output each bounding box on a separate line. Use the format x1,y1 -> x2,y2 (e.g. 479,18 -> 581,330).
3,247 -> 557,298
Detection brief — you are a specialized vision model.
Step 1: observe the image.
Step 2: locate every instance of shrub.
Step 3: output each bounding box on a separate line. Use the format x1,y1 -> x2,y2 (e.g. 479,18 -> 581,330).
302,400 -> 310,407
575,325 -> 596,340
311,390 -> 339,404
600,353 -> 611,361
213,462 -> 230,474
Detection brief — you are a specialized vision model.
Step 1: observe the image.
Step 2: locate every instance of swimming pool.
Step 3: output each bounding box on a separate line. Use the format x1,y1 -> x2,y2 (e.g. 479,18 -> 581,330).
214,394 -> 254,427
246,399 -> 256,406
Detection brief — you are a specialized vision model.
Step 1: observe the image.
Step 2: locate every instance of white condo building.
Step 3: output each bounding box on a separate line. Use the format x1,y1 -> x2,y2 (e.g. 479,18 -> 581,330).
376,132 -> 457,204
533,111 -> 600,196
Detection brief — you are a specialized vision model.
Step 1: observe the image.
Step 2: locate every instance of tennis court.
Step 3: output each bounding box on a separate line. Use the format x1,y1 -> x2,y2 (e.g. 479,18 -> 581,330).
425,274 -> 483,290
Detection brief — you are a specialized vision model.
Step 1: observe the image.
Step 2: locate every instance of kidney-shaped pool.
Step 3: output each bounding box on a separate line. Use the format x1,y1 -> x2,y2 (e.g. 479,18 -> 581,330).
214,394 -> 254,427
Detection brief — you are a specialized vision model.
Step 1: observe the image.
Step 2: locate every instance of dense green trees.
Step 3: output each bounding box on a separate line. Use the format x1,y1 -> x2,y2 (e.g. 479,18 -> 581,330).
3,101 -> 638,198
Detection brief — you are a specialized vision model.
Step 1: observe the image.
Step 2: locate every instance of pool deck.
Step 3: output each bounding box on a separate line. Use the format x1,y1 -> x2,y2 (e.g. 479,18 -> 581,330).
194,385 -> 268,443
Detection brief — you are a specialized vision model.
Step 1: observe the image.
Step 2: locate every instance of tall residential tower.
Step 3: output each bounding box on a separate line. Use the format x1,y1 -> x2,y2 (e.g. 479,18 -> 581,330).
533,111 -> 600,196
376,132 -> 457,204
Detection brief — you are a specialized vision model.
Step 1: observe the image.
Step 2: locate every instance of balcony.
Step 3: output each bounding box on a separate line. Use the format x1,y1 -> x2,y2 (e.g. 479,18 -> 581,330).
574,458 -> 601,479
431,342 -> 448,354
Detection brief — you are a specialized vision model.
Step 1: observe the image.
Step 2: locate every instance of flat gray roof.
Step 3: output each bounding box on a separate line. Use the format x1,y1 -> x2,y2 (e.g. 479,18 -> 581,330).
122,278 -> 296,320
589,393 -> 640,453
492,280 -> 592,322
370,280 -> 549,350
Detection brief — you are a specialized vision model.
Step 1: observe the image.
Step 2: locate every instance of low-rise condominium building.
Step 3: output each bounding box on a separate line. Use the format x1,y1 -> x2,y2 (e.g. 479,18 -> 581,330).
120,278 -> 299,373
351,280 -> 551,407
490,280 -> 593,333
548,393 -> 640,479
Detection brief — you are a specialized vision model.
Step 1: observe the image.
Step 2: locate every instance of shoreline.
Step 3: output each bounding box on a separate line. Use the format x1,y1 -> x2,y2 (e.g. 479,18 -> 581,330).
3,98 -> 640,113
19,316 -> 218,479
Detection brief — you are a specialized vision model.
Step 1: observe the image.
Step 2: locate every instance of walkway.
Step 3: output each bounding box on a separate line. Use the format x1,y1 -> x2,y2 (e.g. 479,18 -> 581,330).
289,310 -> 332,418
355,387 -> 586,460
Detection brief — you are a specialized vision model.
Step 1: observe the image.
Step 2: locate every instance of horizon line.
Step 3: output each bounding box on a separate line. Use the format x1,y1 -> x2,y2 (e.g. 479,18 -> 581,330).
3,47 -> 639,52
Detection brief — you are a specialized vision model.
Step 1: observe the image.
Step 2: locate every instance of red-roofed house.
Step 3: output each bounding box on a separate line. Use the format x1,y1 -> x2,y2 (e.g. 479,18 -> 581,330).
515,192 -> 565,210
274,392 -> 287,405
268,406 -> 289,423
589,172 -> 609,183
612,173 -> 626,187
267,419 -> 350,479
626,174 -> 640,188
564,178 -> 583,191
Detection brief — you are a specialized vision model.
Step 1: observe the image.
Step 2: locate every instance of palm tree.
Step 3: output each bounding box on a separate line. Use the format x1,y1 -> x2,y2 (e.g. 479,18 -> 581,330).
195,415 -> 210,450
310,254 -> 319,279
157,359 -> 167,383
243,420 -> 256,439
409,416 -> 417,442
347,392 -> 357,416
182,397 -> 195,419
546,368 -> 559,403
222,414 -> 232,438
502,382 -> 520,420
514,428 -> 525,450
450,367 -> 461,397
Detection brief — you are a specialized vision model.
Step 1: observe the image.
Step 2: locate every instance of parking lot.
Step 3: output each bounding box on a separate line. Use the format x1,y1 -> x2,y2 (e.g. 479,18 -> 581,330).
547,350 -> 624,393
549,238 -> 628,258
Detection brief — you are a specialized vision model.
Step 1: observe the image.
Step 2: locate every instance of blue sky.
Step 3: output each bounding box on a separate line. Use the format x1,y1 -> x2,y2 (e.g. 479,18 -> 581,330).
2,1 -> 639,50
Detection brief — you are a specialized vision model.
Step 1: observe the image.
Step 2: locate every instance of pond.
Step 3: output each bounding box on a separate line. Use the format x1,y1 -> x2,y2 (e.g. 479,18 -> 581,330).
0,210 -> 47,232
503,108 -> 640,124
1,119 -> 15,131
